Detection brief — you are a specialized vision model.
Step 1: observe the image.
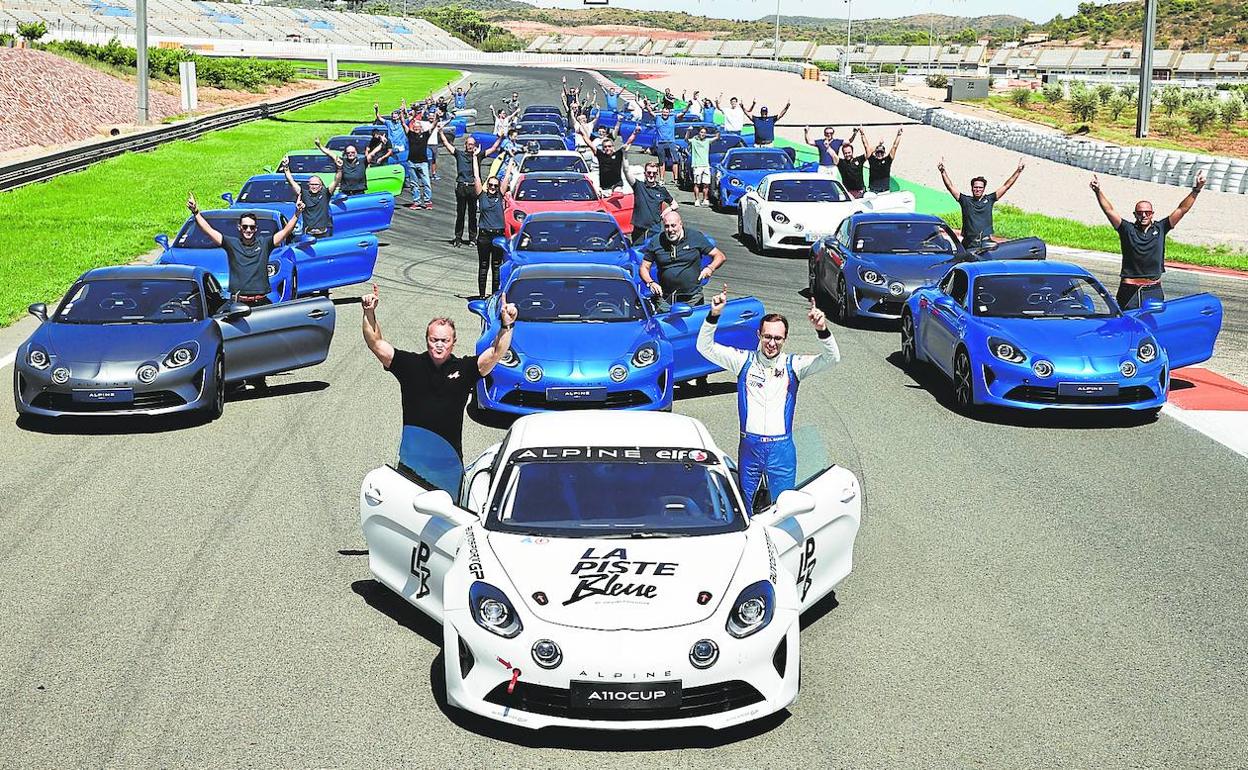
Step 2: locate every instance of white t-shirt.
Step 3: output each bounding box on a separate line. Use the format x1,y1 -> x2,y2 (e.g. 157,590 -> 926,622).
721,105 -> 748,132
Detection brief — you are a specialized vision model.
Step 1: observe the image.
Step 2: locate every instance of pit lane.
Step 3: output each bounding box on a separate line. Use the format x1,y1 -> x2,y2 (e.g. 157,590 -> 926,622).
0,65 -> 1245,768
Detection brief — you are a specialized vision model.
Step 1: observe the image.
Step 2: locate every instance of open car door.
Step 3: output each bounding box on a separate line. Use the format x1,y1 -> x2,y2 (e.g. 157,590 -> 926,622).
1126,293 -> 1223,370
360,428 -> 475,624
657,296 -> 764,382
329,192 -> 395,237
290,233 -> 379,295
216,296 -> 334,382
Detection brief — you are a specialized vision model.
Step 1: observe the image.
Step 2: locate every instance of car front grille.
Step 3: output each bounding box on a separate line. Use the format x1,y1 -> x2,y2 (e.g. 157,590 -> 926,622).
867,300 -> 905,316
1004,385 -> 1155,405
31,390 -> 187,412
482,679 -> 765,721
499,389 -> 651,410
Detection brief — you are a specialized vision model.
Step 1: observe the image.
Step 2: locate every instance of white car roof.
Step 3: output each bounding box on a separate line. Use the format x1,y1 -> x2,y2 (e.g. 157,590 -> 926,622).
525,150 -> 582,159
762,172 -> 831,183
505,411 -> 714,453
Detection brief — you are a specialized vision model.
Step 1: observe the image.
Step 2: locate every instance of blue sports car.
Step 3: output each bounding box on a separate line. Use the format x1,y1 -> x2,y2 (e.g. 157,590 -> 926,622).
900,260 -> 1223,414
495,211 -> 639,286
155,208 -> 379,303
811,212 -> 1045,323
468,263 -> 764,414
710,147 -> 817,210
676,133 -> 746,190
13,265 -> 334,420
223,173 -> 395,236
616,113 -> 706,152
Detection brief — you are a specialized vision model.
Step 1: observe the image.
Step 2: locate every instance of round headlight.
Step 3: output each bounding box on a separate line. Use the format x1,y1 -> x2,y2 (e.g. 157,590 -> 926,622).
499,348 -> 519,367
531,639 -> 563,669
632,344 -> 657,367
770,211 -> 789,224
167,346 -> 194,367
609,364 -> 628,383
479,598 -> 509,628
1137,340 -> 1158,363
27,349 -> 49,369
51,366 -> 70,385
689,639 -> 719,669
888,281 -> 905,297
137,364 -> 159,384
1032,360 -> 1054,378
861,269 -> 882,285
729,178 -> 742,187
524,364 -> 543,382
266,262 -> 278,279
737,597 -> 767,626
1120,360 -> 1137,378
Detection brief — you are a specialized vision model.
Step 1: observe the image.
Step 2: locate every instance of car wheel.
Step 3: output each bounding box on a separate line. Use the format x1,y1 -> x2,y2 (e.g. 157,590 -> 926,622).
900,311 -> 917,368
835,277 -> 853,326
755,219 -> 766,255
952,348 -> 976,414
208,353 -> 225,420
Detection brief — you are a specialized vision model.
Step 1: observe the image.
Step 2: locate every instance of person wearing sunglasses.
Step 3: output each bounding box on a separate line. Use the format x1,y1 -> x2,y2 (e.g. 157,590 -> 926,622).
186,193 -> 301,306
471,154 -> 511,299
697,285 -> 840,511
623,159 -> 675,245
1091,170 -> 1207,309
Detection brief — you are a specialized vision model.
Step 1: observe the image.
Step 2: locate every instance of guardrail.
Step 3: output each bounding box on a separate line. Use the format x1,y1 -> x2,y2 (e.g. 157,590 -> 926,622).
0,70 -> 378,192
826,74 -> 1248,195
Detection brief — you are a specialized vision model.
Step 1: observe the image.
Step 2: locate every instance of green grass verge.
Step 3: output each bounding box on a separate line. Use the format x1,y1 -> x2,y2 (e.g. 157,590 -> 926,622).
0,62 -> 456,327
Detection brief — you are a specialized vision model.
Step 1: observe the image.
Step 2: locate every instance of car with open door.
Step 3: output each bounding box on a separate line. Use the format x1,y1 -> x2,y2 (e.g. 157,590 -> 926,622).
14,265 -> 334,420
358,410 -> 862,730
282,150 -> 405,196
900,260 -> 1222,415
223,173 -> 394,237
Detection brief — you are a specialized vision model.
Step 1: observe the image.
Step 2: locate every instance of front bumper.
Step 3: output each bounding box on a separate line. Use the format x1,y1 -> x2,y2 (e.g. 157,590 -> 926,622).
833,277 -> 910,320
477,362 -> 672,415
444,610 -> 799,730
975,357 -> 1167,411
14,359 -> 213,417
760,220 -> 832,252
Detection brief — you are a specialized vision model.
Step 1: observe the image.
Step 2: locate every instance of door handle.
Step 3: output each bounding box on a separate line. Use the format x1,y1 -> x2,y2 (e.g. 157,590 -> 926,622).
1200,307 -> 1214,316
363,486 -> 383,505
740,310 -> 758,319
307,309 -> 329,319
357,241 -> 370,248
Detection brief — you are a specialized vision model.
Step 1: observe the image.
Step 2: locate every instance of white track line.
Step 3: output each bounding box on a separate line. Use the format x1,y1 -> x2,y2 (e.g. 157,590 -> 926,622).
1162,403 -> 1248,459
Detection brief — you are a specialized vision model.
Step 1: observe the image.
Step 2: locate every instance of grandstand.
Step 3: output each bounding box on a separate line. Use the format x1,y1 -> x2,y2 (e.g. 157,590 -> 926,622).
0,0 -> 473,51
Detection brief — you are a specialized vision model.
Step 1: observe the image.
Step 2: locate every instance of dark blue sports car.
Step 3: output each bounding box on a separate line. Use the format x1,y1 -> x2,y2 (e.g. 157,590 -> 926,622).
495,211 -> 639,287
810,212 -> 1045,323
223,173 -> 394,237
710,147 -> 816,210
900,260 -> 1222,414
468,263 -> 763,414
14,265 -> 334,420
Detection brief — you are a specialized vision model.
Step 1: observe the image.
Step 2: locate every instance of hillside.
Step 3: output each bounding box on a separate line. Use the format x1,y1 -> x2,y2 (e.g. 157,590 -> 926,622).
1043,0 -> 1248,49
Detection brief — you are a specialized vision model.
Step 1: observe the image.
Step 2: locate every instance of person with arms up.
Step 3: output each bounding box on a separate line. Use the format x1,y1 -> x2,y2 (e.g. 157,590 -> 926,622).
366,125 -> 393,167
472,154 -> 510,299
437,130 -> 482,247
317,138 -> 381,197
660,87 -> 677,110
861,127 -> 902,194
576,120 -> 639,195
805,126 -> 843,176
449,80 -> 476,111
744,101 -> 789,146
186,193 -> 301,307
716,94 -> 753,136
687,125 -> 718,207
403,110 -> 438,211
623,159 -> 675,245
700,96 -> 717,124
603,86 -> 621,113
361,285 -> 517,460
938,157 -> 1026,248
649,105 -> 679,185
639,209 -> 726,310
697,286 -> 840,509
280,157 -> 337,237
1091,170 -> 1206,309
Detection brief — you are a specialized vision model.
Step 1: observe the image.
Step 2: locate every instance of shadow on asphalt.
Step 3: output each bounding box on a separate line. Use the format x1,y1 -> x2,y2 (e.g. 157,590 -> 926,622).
226,379 -> 329,402
799,589 -> 841,632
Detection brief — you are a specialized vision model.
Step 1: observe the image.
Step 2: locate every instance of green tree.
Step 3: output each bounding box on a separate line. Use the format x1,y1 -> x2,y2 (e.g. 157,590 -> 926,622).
1118,83 -> 1137,102
17,21 -> 47,42
1159,84 -> 1184,116
1107,93 -> 1130,120
1041,83 -> 1064,104
1220,95 -> 1245,129
1009,87 -> 1032,107
1095,83 -> 1115,105
1186,100 -> 1218,133
1070,89 -> 1099,122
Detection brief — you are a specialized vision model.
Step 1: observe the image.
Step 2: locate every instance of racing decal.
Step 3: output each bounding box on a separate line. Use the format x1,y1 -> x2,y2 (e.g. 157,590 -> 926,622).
796,536 -> 817,602
511,447 -> 716,464
563,547 -> 678,606
410,541 -> 432,599
765,533 -> 779,586
464,529 -> 485,580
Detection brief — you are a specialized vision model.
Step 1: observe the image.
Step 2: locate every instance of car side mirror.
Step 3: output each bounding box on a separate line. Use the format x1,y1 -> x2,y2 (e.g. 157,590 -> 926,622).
754,489 -> 816,526
154,234 -> 170,251
492,236 -> 507,250
1140,298 -> 1165,313
467,299 -> 488,317
221,301 -> 251,319
221,192 -> 235,205
669,302 -> 694,317
413,488 -> 476,526
28,303 -> 47,322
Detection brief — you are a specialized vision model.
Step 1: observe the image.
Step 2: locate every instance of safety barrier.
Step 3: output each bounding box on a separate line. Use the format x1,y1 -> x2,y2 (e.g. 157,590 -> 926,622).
826,74 -> 1248,194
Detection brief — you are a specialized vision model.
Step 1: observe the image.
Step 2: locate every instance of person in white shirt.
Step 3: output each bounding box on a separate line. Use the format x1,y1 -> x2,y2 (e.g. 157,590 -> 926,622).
715,94 -> 754,135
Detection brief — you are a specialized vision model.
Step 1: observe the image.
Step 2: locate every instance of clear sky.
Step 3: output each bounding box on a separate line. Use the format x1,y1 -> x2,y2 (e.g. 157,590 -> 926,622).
521,0 -> 1099,24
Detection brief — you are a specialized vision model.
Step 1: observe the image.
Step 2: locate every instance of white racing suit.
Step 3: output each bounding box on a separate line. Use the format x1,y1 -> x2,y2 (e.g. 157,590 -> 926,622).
696,316 -> 840,508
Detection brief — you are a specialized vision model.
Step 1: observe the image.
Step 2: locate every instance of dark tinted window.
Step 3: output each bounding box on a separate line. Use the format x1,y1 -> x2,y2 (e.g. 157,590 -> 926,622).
726,152 -> 791,171
56,278 -> 203,324
238,180 -> 296,204
509,277 -> 645,322
517,219 -> 627,252
852,221 -> 959,255
285,154 -> 337,174
767,179 -> 846,202
520,155 -> 588,174
973,274 -> 1117,318
175,215 -> 278,249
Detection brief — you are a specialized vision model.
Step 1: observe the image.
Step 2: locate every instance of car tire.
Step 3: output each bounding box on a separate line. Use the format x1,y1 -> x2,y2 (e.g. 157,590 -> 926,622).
755,219 -> 767,256
207,353 -> 225,420
952,347 -> 976,415
835,277 -> 853,326
900,311 -> 917,368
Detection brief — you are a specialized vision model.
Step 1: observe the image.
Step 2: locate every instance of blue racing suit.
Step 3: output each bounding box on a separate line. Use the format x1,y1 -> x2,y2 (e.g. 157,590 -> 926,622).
696,315 -> 840,509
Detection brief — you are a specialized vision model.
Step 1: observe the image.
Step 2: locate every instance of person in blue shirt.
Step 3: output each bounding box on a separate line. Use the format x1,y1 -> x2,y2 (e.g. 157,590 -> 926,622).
638,209 -> 727,310
649,105 -> 679,185
804,126 -> 844,175
744,101 -> 790,146
447,80 -> 477,111
603,86 -> 621,113
701,97 -> 717,124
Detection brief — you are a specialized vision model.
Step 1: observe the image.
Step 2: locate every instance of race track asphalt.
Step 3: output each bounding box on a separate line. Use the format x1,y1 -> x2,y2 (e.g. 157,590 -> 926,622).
1,65 -> 1246,769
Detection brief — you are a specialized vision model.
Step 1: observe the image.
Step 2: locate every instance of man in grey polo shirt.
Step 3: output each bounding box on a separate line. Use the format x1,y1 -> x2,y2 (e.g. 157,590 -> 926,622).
938,157 -> 1026,248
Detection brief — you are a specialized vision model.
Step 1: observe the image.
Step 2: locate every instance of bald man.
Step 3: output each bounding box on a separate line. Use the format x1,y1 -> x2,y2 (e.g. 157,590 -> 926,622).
1091,170 -> 1206,309
638,209 -> 726,310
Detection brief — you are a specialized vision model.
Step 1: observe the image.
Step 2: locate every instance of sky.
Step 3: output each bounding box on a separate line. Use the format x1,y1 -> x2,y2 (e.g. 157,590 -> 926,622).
521,0 -> 1101,24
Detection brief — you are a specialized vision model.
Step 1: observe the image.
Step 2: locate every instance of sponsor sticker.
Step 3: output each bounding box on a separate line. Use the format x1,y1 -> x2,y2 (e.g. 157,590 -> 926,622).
564,546 -> 678,606
510,447 -> 717,464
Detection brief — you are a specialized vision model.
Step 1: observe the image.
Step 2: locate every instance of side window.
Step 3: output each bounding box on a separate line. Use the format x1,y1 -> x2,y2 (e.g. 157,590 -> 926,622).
937,269 -> 955,296
837,219 -> 852,248
949,270 -> 970,306
203,275 -> 225,314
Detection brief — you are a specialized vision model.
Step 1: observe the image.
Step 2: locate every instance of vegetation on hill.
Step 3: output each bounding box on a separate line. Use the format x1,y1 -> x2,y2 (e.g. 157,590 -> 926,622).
1043,0 -> 1248,49
41,39 -> 298,90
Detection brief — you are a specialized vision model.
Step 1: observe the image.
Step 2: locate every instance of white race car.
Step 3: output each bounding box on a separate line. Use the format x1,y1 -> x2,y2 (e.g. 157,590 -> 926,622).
737,172 -> 916,254
359,411 -> 862,730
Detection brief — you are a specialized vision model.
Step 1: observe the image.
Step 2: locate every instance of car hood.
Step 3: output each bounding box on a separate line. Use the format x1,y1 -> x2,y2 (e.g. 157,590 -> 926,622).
764,200 -> 856,218
158,248 -> 229,288
488,530 -> 748,630
512,250 -> 633,268
33,320 -> 209,364
980,315 -> 1143,361
857,253 -> 955,285
721,168 -> 779,184
514,320 -> 650,363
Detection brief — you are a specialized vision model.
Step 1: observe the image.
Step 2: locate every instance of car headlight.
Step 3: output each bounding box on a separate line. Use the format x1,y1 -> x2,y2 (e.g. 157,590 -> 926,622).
726,580 -> 774,639
51,366 -> 70,385
469,581 -> 523,638
1137,338 -> 1158,364
631,342 -> 658,368
1120,360 -> 1137,377
729,177 -> 742,187
524,364 -> 543,382
609,364 -> 628,383
1032,359 -> 1054,378
988,336 -> 1025,364
858,267 -> 886,286
499,348 -> 520,367
136,363 -> 159,384
770,211 -> 789,224
888,281 -> 905,297
513,209 -> 527,221
266,261 -> 278,279
27,347 -> 50,370
689,639 -> 719,669
164,344 -> 197,369
531,639 -> 563,669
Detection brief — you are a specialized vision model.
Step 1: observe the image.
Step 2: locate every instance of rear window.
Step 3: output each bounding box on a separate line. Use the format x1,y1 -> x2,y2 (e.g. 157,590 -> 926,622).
285,155 -> 336,174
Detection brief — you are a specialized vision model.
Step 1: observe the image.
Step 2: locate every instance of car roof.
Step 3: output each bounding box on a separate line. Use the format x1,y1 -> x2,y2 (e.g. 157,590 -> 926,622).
960,260 -> 1091,279
521,210 -> 618,224
517,134 -> 567,143
848,211 -> 945,225
507,411 -> 713,453
725,146 -> 788,155
516,171 -> 591,182
762,172 -> 837,183
82,264 -> 203,281
512,263 -> 632,280
521,150 -> 583,159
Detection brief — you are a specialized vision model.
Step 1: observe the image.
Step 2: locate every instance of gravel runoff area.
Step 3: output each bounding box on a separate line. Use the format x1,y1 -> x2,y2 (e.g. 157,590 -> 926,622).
624,66 -> 1248,253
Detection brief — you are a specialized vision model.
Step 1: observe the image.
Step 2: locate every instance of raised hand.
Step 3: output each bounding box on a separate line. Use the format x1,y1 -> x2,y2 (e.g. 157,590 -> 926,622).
1194,169 -> 1207,191
1090,174 -> 1101,192
937,157 -> 946,173
808,297 -> 827,331
710,283 -> 727,317
500,293 -> 518,325
313,137 -> 322,148
186,192 -> 199,214
1017,157 -> 1026,172
361,283 -> 379,312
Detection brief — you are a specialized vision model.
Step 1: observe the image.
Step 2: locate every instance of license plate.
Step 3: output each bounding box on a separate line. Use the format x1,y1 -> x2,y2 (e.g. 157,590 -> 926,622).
72,388 -> 134,403
570,680 -> 682,710
545,387 -> 607,402
804,232 -> 827,243
1058,382 -> 1119,398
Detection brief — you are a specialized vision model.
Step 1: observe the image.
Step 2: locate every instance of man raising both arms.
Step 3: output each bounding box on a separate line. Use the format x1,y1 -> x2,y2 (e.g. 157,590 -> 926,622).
938,157 -> 1026,248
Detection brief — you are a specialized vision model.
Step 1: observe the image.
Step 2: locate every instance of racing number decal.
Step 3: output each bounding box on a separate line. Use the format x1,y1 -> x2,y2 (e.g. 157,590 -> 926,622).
796,537 -> 817,602
410,541 -> 431,599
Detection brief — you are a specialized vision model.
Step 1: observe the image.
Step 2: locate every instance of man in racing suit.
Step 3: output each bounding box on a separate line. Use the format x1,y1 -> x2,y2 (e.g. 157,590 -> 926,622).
697,286 -> 840,510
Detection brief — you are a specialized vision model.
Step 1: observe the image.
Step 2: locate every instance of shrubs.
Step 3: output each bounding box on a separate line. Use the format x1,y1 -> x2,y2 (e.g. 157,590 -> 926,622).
1008,87 -> 1031,107
1185,99 -> 1219,133
1069,89 -> 1099,122
1220,95 -> 1245,129
17,21 -> 47,42
1107,93 -> 1131,121
925,73 -> 948,89
1118,83 -> 1137,102
1154,114 -> 1186,136
1095,83 -> 1115,105
43,38 -> 296,91
1159,84 -> 1184,116
1041,83 -> 1064,104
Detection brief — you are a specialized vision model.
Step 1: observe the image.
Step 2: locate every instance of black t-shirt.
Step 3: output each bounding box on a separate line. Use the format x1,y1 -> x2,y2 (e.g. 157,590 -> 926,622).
867,154 -> 893,192
387,350 -> 482,458
452,148 -> 477,184
220,235 -> 273,296
367,135 -> 389,157
631,179 -> 674,232
300,184 -> 332,233
660,93 -> 676,109
340,157 -> 367,193
595,148 -> 625,188
837,156 -> 866,191
958,192 -> 997,243
407,125 -> 432,159
478,191 -> 505,231
640,228 -> 716,296
1116,217 -> 1173,279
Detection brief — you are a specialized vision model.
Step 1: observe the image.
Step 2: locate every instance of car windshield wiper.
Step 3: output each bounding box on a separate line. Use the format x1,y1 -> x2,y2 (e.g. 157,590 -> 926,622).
596,530 -> 689,539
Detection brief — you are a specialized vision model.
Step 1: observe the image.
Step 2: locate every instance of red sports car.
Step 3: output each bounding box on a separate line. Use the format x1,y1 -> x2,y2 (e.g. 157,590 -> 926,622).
504,171 -> 634,237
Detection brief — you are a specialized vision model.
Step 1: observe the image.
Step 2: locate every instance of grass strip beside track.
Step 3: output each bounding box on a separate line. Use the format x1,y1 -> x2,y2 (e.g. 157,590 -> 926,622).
0,63 -> 457,327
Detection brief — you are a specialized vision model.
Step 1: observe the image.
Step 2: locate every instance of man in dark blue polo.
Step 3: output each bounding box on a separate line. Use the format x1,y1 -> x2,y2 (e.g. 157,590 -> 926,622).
638,209 -> 727,310
624,159 -> 675,245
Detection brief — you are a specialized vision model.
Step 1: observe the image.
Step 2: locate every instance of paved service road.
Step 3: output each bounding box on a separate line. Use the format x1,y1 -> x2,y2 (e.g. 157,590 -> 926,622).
1,65 -> 1245,769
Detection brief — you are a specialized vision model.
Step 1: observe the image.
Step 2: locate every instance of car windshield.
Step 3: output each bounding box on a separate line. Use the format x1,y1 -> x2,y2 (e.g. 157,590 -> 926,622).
517,220 -> 627,252
326,136 -> 368,153
726,152 -> 790,171
55,278 -> 203,324
973,274 -> 1118,319
852,221 -> 959,255
521,155 -> 588,174
509,276 -> 645,322
710,138 -> 744,155
768,179 -> 846,202
488,451 -> 745,537
516,177 -> 596,202
522,138 -> 567,152
518,123 -> 561,135
238,180 -> 296,204
175,215 -> 278,249
285,154 -> 337,174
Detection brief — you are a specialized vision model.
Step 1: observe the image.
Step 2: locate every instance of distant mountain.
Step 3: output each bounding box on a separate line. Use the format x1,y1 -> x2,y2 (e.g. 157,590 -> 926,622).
767,13 -> 1031,34
1042,0 -> 1248,50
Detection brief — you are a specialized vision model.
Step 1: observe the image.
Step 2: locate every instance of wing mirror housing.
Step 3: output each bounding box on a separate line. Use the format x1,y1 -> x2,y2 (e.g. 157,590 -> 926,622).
221,191 -> 235,205
669,302 -> 694,317
754,489 -> 816,527
28,303 -> 48,322
154,233 -> 170,251
467,299 -> 489,317
492,236 -> 507,251
413,488 -> 477,526
1140,298 -> 1165,313
222,301 -> 252,319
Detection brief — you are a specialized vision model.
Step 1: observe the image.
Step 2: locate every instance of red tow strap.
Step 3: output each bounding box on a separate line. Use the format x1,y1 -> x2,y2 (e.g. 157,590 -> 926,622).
496,656 -> 522,694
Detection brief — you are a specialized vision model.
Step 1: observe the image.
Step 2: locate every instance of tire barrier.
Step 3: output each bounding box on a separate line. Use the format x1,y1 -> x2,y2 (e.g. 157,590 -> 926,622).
826,74 -> 1246,195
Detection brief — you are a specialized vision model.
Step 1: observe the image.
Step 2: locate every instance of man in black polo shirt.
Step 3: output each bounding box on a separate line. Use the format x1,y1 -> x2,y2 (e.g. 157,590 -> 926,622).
623,159 -> 675,245
938,157 -> 1026,248
1091,170 -> 1207,309
361,285 -> 518,459
316,138 -> 385,197
437,130 -> 481,247
861,127 -> 902,194
638,209 -> 726,310
281,158 -> 338,238
472,156 -> 509,299
186,193 -> 300,306
836,136 -> 866,199
575,120 -> 639,195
